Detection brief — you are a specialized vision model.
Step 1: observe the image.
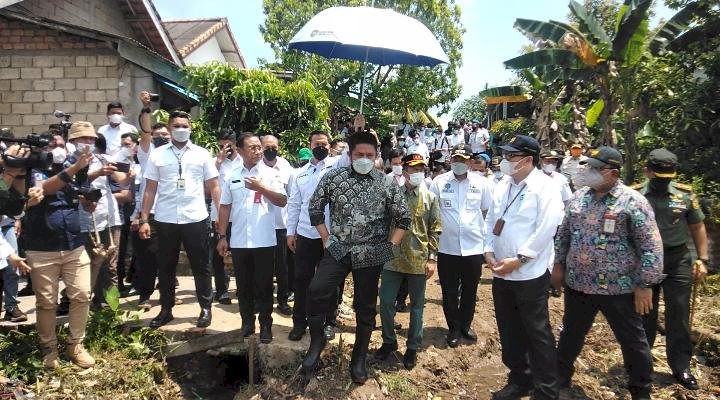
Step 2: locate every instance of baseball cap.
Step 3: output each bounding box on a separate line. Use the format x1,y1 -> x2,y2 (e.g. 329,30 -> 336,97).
450,144 -> 472,159
570,143 -> 583,149
647,148 -> 677,178
491,156 -> 502,167
402,153 -> 427,167
580,146 -> 623,169
298,147 -> 312,161
68,121 -> 97,140
540,149 -> 563,159
473,153 -> 491,163
499,134 -> 540,155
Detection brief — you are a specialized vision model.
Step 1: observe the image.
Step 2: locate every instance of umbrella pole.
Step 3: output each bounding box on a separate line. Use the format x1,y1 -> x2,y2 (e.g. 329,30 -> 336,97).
359,47 -> 369,114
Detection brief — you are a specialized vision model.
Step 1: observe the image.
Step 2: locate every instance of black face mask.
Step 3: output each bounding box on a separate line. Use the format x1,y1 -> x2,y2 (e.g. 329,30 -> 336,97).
264,148 -> 278,162
649,177 -> 671,193
152,136 -> 169,148
312,146 -> 328,161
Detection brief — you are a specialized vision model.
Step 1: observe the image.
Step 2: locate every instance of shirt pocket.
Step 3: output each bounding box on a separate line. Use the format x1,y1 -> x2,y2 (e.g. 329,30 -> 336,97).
465,191 -> 483,209
182,159 -> 205,181
156,160 -> 178,181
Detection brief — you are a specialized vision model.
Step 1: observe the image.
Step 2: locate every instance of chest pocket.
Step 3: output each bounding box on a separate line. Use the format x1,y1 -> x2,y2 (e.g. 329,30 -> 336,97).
156,159 -> 179,181
182,158 -> 205,180
466,190 -> 483,209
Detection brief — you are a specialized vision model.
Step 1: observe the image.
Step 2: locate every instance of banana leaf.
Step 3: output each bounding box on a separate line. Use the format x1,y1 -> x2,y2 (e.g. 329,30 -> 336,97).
504,49 -> 587,70
479,86 -> 526,98
666,20 -> 720,53
514,19 -> 574,44
568,0 -> 612,53
613,0 -> 652,61
336,95 -> 362,111
522,69 -> 547,91
416,111 -> 431,125
586,99 -> 605,128
650,1 -> 701,55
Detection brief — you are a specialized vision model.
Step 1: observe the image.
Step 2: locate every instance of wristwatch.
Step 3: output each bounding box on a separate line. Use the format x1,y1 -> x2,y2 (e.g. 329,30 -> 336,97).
698,258 -> 709,265
517,254 -> 530,264
141,107 -> 151,114
217,234 -> 227,240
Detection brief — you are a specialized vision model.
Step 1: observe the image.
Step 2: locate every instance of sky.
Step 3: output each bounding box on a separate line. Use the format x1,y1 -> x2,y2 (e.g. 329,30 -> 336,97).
154,0 -> 675,119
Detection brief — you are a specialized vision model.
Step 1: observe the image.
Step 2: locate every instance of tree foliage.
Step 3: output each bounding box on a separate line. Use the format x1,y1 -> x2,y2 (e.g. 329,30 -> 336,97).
452,94 -> 486,122
260,0 -> 464,127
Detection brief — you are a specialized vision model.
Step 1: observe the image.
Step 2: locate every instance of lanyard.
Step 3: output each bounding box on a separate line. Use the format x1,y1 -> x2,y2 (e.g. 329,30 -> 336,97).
170,146 -> 188,177
501,183 -> 526,218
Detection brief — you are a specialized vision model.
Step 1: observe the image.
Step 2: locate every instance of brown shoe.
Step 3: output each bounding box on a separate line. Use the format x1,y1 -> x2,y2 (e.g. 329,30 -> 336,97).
66,343 -> 95,368
43,350 -> 60,370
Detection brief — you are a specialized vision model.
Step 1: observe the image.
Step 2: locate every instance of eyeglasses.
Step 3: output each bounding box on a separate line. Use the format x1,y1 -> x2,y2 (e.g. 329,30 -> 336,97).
245,145 -> 262,152
502,152 -> 528,160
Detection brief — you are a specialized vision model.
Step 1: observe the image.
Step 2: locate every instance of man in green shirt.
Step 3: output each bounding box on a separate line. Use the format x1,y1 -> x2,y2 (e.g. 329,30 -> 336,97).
634,148 -> 709,390
375,153 -> 442,370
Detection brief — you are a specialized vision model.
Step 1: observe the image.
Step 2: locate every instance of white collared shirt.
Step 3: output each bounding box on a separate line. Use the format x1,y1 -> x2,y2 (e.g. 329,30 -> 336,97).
545,171 -> 573,202
387,171 -> 406,187
98,122 -> 138,156
484,168 -> 565,281
220,162 -> 284,248
262,156 -> 293,229
560,155 -> 588,179
468,129 -> 490,153
286,156 -> 339,239
405,141 -> 430,161
79,155 -> 122,232
210,154 -> 243,221
448,132 -> 465,147
430,171 -> 493,256
143,141 -> 218,224
428,135 -> 451,162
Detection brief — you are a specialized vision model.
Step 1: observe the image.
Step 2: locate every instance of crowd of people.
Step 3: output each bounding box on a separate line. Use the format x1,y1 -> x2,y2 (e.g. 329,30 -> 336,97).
0,93 -> 711,400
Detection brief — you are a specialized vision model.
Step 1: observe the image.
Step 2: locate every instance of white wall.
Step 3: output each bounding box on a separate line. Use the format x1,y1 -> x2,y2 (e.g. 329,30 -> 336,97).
182,37 -> 225,65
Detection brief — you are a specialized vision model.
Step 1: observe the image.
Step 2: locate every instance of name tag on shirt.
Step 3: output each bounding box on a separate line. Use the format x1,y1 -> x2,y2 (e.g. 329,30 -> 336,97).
177,179 -> 185,190
603,213 -> 616,234
254,191 -> 263,204
442,198 -> 453,209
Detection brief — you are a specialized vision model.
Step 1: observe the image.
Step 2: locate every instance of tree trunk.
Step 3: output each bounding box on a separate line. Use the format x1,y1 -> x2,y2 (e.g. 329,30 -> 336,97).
624,116 -> 637,184
597,74 -> 616,147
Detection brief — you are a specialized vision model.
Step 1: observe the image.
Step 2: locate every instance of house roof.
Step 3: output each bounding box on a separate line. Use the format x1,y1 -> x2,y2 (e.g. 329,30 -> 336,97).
163,18 -> 246,68
118,0 -> 182,65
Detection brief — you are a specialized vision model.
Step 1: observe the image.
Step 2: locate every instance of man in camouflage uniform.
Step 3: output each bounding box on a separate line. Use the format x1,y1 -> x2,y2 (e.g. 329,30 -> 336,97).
634,148 -> 709,390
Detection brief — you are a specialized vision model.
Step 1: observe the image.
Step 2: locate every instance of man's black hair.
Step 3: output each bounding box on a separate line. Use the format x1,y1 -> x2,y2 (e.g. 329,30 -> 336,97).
106,101 -> 123,114
348,129 -> 379,153
95,133 -> 107,153
388,149 -> 402,160
218,128 -> 237,141
236,132 -> 257,149
309,130 -> 330,142
151,122 -> 167,131
169,110 -> 191,121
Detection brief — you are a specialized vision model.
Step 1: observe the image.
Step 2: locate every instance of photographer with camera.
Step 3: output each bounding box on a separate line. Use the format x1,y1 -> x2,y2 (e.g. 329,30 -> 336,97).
22,121 -> 99,370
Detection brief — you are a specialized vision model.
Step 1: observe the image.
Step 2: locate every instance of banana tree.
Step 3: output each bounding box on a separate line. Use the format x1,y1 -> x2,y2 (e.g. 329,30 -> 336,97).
503,0 -> 653,148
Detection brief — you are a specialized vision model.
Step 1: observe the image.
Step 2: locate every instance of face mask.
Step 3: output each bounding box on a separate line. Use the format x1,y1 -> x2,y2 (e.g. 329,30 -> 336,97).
74,143 -> 95,155
152,136 -> 169,147
109,114 -> 123,125
542,164 -> 557,173
312,145 -> 328,161
499,159 -> 518,176
52,147 -> 66,164
408,172 -> 425,186
263,148 -> 278,162
392,165 -> 403,176
581,168 -> 605,188
171,128 -> 191,143
352,157 -> 374,175
118,146 -> 133,160
398,140 -> 405,148
494,170 -> 504,179
451,162 -> 468,175
435,133 -> 442,139
649,178 -> 671,193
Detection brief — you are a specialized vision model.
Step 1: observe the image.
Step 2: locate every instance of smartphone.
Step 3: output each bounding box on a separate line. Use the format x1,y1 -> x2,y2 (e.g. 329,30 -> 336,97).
115,162 -> 131,173
149,93 -> 160,102
33,172 -> 44,189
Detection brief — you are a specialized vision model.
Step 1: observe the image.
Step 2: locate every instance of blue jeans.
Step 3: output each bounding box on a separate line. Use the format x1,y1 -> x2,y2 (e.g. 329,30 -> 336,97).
379,269 -> 427,350
2,225 -> 19,311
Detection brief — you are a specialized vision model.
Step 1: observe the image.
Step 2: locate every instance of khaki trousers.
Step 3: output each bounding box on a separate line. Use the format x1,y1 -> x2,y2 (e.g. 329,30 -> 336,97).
27,246 -> 91,349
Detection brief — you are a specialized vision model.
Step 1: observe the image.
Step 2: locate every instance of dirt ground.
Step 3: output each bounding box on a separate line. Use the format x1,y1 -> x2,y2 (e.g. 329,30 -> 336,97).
252,267 -> 720,400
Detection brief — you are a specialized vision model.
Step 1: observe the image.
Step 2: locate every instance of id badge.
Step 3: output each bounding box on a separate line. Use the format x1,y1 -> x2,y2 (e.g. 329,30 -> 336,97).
602,213 -> 616,234
253,191 -> 262,203
492,218 -> 506,236
442,198 -> 453,209
177,179 -> 186,190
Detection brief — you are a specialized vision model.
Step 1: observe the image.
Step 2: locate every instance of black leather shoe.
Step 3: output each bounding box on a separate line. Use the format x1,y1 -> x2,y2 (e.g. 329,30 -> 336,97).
150,309 -> 174,328
446,330 -> 460,348
277,302 -> 292,316
241,322 -> 255,337
491,382 -> 532,400
324,324 -> 336,341
259,325 -> 273,344
461,328 -> 478,342
674,369 -> 699,390
215,292 -> 231,305
302,315 -> 328,374
373,342 -> 398,361
403,349 -> 417,370
196,308 -> 212,328
288,326 -> 306,341
17,285 -> 34,297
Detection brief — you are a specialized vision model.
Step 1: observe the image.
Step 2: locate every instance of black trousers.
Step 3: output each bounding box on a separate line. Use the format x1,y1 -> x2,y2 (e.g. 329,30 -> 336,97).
232,247 -> 275,327
155,220 -> 212,310
209,222 -> 230,296
292,235 -> 324,328
493,272 -> 558,400
308,254 -> 381,333
274,229 -> 291,304
116,218 -> 133,288
133,218 -> 159,301
437,253 -> 483,332
558,287 -> 652,398
642,245 -> 693,375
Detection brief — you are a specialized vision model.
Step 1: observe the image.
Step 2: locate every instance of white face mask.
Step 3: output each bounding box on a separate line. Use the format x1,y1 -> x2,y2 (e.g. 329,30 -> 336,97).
52,147 -> 66,164
117,146 -> 133,161
109,114 -> 123,125
582,167 -> 605,188
171,128 -> 191,143
542,163 -> 557,173
392,165 -> 403,176
74,142 -> 95,155
451,162 -> 468,176
499,159 -> 518,176
408,172 -> 425,187
352,157 -> 374,175
494,170 -> 504,179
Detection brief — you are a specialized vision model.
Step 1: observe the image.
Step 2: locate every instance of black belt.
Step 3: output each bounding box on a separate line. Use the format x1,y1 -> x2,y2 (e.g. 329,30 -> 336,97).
663,244 -> 688,251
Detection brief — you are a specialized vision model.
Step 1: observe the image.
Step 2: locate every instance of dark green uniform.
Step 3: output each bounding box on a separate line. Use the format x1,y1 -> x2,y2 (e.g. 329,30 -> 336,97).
635,180 -> 704,375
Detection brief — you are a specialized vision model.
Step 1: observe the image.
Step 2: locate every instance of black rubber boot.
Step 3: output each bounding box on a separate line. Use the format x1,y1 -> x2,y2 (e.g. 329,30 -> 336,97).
350,325 -> 372,384
301,314 -> 327,374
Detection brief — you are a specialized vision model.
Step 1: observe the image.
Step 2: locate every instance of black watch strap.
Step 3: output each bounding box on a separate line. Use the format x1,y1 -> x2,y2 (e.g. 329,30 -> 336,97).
58,170 -> 72,183
141,107 -> 151,114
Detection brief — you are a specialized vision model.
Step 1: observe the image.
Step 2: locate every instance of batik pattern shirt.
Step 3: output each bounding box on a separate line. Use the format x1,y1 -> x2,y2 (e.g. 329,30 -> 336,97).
385,183 -> 442,275
309,166 -> 411,269
554,182 -> 665,295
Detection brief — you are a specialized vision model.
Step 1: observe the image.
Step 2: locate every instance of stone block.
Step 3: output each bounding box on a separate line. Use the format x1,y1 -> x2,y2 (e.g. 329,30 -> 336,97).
20,67 -> 41,79
32,56 -> 54,67
63,90 -> 84,101
42,67 -> 64,78
76,101 -> 97,113
10,79 -> 32,91
105,90 -> 118,101
106,66 -> 118,78
12,126 -> 33,135
64,67 -> 85,78
97,78 -> 117,90
11,103 -> 32,114
23,91 -> 43,102
0,103 -> 10,114
33,103 -> 54,114
87,113 -> 107,126
22,114 -> 44,126
0,80 -> 8,91
76,78 -> 98,90
43,91 -> 64,102
54,102 -> 75,113
1,91 -> 22,103
55,78 -> 76,90
72,113 -> 87,121
86,67 -> 107,78
10,55 -> 32,67
97,55 -> 118,66
54,56 -> 75,67
0,68 -> 19,79
0,56 -> 10,68
76,55 -> 96,67
32,79 -> 54,91
1,114 -> 21,126
85,90 -> 106,102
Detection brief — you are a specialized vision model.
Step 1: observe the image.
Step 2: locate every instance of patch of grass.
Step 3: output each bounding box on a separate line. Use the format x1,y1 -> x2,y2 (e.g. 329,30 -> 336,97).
380,372 -> 420,400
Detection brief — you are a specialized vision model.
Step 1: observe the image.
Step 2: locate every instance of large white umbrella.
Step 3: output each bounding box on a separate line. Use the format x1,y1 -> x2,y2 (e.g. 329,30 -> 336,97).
289,6 -> 449,113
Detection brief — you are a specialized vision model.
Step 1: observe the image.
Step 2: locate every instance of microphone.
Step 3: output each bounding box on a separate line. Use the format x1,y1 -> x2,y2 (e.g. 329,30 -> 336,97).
54,110 -> 70,118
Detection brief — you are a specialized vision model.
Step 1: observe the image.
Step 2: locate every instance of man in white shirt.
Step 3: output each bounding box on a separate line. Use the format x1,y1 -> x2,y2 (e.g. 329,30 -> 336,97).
139,110 -> 220,329
286,130 -> 339,341
483,135 -> 564,400
430,144 -> 493,348
217,133 -> 287,344
97,101 -> 139,156
429,129 -> 451,163
468,121 -> 490,155
540,149 -> 573,205
560,143 -> 588,185
404,130 -> 430,161
260,134 -> 294,316
387,149 -> 405,187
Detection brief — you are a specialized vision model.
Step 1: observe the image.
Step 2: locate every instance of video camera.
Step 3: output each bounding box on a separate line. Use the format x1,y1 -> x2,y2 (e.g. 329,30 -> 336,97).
0,132 -> 53,170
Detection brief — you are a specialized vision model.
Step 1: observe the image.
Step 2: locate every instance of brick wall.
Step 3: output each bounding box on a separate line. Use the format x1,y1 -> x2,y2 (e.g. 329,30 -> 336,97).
0,17 -> 122,135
